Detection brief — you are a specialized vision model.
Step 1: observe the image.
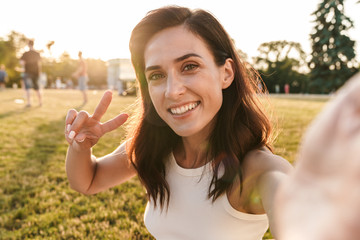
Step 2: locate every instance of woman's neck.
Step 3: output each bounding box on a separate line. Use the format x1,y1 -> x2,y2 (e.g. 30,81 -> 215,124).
174,137 -> 211,169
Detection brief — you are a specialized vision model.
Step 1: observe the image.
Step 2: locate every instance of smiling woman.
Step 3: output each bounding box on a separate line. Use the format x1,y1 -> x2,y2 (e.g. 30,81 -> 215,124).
63,5 -> 360,240
65,6 -> 291,240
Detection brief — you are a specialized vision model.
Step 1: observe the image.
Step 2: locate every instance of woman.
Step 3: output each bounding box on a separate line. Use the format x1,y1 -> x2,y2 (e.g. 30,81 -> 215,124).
65,6 -> 292,239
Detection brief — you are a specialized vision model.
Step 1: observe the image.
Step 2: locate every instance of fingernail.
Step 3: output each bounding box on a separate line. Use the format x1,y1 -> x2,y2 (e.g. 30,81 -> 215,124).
68,131 -> 75,140
77,138 -> 85,143
66,124 -> 71,133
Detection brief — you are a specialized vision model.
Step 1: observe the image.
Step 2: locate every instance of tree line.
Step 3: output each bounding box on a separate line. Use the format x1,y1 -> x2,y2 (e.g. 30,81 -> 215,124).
0,32 -> 107,90
253,0 -> 359,94
0,0 -> 359,94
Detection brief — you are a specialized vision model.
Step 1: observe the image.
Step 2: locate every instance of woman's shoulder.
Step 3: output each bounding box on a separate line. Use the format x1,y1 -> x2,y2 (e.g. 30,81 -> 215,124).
242,147 -> 293,178
232,147 -> 293,214
227,148 -> 292,214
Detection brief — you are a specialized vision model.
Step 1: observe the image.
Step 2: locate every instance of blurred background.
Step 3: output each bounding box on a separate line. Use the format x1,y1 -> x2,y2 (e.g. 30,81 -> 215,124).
0,0 -> 359,94
0,0 -> 359,239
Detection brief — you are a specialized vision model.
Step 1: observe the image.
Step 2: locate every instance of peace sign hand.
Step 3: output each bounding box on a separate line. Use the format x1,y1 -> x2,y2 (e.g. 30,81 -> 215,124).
64,90 -> 128,150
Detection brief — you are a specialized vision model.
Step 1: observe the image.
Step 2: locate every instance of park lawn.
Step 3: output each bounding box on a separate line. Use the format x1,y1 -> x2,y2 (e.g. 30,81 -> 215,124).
268,95 -> 329,163
0,89 -> 329,239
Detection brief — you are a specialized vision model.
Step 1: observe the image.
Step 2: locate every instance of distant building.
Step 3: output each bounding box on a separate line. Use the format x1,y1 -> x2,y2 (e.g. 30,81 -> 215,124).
107,58 -> 136,95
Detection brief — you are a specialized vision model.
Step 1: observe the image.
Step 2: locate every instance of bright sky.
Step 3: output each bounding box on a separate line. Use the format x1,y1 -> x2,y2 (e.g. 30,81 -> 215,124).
1,0 -> 359,62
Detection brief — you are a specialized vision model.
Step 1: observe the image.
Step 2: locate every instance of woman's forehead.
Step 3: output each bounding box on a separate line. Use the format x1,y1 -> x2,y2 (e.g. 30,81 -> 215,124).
144,25 -> 211,67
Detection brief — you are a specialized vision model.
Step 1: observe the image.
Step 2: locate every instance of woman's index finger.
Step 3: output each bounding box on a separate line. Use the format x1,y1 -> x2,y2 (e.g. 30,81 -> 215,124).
92,90 -> 113,121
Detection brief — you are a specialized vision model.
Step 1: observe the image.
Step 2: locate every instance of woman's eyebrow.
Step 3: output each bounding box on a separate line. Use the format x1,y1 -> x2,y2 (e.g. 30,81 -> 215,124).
145,53 -> 202,73
174,53 -> 202,63
145,65 -> 161,73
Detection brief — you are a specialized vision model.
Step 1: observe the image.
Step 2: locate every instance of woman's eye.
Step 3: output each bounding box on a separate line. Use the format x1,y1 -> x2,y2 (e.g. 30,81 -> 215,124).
183,64 -> 198,71
148,73 -> 165,81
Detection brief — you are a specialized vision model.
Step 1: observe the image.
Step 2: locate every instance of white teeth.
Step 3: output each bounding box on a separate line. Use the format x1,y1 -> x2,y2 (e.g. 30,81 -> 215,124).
170,102 -> 199,115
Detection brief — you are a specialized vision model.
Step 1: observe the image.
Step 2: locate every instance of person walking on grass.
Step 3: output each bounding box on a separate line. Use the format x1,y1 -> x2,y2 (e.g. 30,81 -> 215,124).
72,51 -> 88,105
20,39 -> 42,107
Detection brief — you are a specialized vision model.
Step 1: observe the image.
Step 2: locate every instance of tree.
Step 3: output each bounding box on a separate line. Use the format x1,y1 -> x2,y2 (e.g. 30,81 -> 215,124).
46,41 -> 55,53
253,41 -> 309,93
86,58 -> 107,88
42,52 -> 77,87
0,31 -> 28,87
41,53 -> 107,89
308,0 -> 358,93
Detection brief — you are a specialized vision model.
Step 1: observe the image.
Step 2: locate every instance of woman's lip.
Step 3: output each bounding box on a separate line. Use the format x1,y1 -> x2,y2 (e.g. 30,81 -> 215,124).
167,101 -> 199,109
168,101 -> 200,115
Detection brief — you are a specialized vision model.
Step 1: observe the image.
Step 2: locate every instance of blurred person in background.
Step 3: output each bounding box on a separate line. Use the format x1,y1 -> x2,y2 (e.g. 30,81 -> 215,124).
72,51 -> 88,105
20,39 -> 42,107
0,64 -> 8,90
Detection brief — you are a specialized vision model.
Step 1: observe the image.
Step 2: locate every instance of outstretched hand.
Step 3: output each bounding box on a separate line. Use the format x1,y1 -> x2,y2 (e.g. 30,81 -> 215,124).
275,73 -> 360,240
64,90 -> 128,149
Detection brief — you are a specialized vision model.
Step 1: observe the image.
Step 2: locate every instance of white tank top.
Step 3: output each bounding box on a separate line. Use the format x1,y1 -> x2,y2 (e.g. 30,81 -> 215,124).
144,153 -> 269,240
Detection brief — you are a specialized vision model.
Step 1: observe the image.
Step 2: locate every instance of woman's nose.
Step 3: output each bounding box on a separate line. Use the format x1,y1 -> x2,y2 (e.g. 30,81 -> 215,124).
165,72 -> 185,99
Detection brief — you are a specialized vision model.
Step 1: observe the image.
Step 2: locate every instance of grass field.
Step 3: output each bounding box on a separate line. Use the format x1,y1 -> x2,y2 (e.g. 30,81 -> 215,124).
0,89 -> 329,239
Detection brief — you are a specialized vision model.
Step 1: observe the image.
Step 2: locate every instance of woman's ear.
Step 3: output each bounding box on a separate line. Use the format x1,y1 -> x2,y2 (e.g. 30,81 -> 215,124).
222,58 -> 235,89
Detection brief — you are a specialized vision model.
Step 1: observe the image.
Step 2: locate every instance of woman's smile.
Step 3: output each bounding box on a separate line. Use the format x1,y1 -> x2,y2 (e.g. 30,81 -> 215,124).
168,101 -> 200,115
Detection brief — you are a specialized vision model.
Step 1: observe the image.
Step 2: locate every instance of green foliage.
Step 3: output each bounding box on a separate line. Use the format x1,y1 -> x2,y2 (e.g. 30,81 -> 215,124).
86,58 -> 108,88
42,52 -> 78,87
39,54 -> 108,89
254,41 -> 309,93
0,32 -> 108,89
0,31 -> 28,87
308,0 -> 358,93
0,89 -> 328,239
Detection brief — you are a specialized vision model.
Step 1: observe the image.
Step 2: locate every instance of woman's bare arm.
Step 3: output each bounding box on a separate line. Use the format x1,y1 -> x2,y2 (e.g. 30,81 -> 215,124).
64,90 -> 134,194
275,73 -> 360,240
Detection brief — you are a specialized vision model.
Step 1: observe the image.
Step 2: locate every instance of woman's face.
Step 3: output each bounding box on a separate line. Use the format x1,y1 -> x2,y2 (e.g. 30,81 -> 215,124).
144,25 -> 233,139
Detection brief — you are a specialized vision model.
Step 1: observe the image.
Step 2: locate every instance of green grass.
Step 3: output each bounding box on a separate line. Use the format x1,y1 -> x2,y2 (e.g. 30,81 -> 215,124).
269,95 -> 329,163
0,89 -> 329,239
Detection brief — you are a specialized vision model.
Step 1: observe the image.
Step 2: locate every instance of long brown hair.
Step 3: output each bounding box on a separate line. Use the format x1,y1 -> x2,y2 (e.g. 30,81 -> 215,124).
128,6 -> 273,208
